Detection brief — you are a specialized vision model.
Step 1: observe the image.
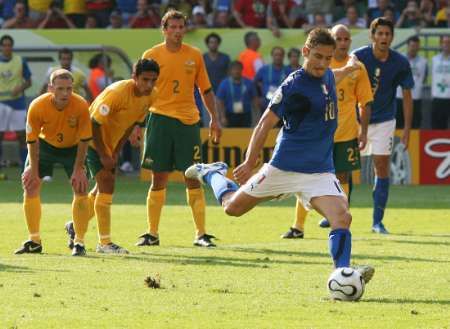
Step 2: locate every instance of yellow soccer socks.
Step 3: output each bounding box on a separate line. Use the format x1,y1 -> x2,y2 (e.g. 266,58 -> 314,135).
146,189 -> 166,237
187,188 -> 206,237
23,195 -> 41,243
72,193 -> 96,244
294,200 -> 308,231
95,193 -> 113,245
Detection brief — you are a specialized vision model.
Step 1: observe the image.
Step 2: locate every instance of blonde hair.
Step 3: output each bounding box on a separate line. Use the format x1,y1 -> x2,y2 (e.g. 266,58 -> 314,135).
49,68 -> 73,85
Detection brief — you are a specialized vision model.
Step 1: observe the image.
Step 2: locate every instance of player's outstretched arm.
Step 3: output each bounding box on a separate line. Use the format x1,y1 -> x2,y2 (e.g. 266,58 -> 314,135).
202,90 -> 222,144
71,140 -> 89,194
112,124 -> 136,162
358,102 -> 372,150
401,89 -> 413,149
333,55 -> 361,85
92,119 -> 115,171
233,109 -> 279,185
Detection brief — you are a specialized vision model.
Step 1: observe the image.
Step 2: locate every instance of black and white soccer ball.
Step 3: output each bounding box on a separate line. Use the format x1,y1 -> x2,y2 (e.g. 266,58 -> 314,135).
327,267 -> 365,301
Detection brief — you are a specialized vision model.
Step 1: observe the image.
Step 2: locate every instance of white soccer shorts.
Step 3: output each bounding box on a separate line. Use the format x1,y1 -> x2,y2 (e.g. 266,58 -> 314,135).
240,164 -> 346,210
0,103 -> 26,132
361,119 -> 396,156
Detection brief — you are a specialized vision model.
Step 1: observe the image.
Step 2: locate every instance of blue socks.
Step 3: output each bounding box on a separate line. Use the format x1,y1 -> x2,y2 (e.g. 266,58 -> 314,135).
204,171 -> 238,204
372,177 -> 389,226
329,228 -> 352,268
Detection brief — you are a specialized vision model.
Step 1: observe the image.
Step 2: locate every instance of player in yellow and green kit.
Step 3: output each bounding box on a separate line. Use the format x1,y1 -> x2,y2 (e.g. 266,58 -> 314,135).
64,58 -> 159,256
136,10 -> 222,248
15,69 -> 92,255
281,24 -> 373,238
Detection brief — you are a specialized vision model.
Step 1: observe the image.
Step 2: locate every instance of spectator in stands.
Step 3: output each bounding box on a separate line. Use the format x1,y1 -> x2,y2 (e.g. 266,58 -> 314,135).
116,0 -> 137,24
161,0 -> 192,18
435,0 -> 450,26
396,36 -> 427,129
212,8 -> 232,27
254,46 -> 286,111
28,0 -> 52,22
333,0 -> 367,22
1,0 -> 16,22
86,0 -> 114,28
88,53 -> 113,99
216,61 -> 258,127
436,5 -> 450,26
2,1 -> 36,29
203,33 -> 230,92
191,5 -> 208,28
64,0 -> 87,28
284,47 -> 301,75
37,1 -> 76,29
383,7 -> 396,23
266,0 -> 306,37
304,0 -> 334,25
367,0 -> 397,26
396,0 -> 426,28
0,35 -> 32,170
85,13 -> 99,28
211,0 -> 233,27
336,5 -> 366,28
431,35 -> 450,129
107,10 -> 124,29
420,0 -> 437,27
233,0 -> 268,28
238,31 -> 264,80
303,12 -> 329,31
128,0 -> 161,28
40,48 -> 93,102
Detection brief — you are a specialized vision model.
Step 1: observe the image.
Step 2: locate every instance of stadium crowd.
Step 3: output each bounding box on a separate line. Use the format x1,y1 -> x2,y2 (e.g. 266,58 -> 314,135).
0,0 -> 450,30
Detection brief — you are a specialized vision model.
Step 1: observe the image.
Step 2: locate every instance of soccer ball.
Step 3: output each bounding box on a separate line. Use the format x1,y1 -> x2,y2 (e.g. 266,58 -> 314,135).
327,267 -> 365,301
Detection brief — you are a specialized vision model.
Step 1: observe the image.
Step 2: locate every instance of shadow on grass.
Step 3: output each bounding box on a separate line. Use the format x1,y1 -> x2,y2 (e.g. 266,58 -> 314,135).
227,247 -> 450,264
0,263 -> 33,273
388,239 -> 450,247
86,251 -> 329,268
362,298 -> 450,305
390,233 -> 450,239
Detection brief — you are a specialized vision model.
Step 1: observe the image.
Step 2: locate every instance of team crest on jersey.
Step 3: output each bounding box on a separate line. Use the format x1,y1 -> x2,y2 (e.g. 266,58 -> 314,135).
25,123 -> 32,134
67,115 -> 77,128
184,60 -> 196,74
99,104 -> 110,116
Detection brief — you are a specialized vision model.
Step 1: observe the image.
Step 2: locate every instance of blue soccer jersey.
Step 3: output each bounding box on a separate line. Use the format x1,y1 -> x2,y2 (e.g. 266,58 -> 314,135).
269,68 -> 337,173
353,45 -> 414,124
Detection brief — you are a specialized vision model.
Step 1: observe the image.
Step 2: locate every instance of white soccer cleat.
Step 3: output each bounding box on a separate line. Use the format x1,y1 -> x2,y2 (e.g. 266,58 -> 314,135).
96,242 -> 129,254
184,162 -> 228,184
353,265 -> 375,284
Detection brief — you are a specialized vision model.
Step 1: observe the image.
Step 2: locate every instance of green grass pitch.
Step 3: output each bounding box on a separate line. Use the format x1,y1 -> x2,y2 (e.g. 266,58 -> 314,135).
0,168 -> 449,328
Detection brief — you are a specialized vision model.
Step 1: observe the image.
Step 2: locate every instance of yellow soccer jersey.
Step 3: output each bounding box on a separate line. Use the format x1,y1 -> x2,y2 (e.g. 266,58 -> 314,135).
331,56 -> 373,142
26,93 -> 92,148
142,43 -> 212,125
90,79 -> 156,156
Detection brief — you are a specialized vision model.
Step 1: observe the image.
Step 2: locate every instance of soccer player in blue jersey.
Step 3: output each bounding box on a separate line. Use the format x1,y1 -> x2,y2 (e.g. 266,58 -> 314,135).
353,17 -> 414,234
186,28 -> 374,282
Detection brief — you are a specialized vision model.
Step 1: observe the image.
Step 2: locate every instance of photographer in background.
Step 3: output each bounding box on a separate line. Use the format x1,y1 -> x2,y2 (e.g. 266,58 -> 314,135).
395,0 -> 426,28
37,0 -> 76,29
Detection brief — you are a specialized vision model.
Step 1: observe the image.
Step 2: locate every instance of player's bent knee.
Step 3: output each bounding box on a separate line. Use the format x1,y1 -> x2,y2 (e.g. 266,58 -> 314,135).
223,203 -> 245,217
